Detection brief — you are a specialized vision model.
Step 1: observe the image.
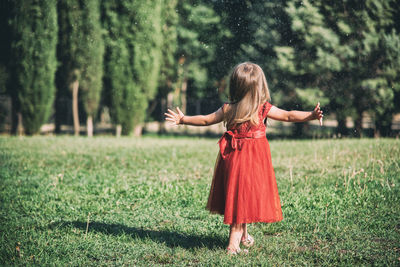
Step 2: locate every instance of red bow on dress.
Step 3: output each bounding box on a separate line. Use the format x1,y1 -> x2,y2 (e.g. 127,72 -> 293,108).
218,130 -> 266,159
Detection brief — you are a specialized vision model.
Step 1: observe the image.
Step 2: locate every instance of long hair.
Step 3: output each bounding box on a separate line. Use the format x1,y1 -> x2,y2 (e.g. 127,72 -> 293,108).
224,62 -> 271,129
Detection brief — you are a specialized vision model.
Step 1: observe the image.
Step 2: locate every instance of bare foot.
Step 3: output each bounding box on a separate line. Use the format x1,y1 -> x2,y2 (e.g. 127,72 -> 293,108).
241,234 -> 255,248
226,247 -> 248,255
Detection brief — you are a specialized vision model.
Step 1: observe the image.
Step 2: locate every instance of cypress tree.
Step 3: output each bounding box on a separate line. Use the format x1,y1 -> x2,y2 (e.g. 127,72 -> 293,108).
10,0 -> 58,135
131,1 -> 163,135
102,1 -> 162,136
56,0 -> 104,136
154,0 -> 178,131
102,1 -> 137,136
80,0 -> 103,137
0,0 -> 12,131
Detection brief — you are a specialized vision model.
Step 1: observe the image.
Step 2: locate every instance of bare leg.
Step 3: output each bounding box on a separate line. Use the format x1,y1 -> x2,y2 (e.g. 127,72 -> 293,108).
227,223 -> 243,251
240,223 -> 255,247
241,224 -> 248,241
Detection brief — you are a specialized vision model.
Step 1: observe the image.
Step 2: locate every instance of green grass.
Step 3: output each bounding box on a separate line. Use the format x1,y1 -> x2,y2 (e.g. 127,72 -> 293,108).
1,136 -> 399,266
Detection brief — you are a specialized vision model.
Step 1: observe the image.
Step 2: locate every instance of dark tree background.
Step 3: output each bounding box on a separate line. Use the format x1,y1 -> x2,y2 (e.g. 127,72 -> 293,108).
1,0 -> 399,137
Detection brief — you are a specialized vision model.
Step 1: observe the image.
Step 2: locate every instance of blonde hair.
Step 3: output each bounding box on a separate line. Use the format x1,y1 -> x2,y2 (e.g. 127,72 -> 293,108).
224,62 -> 271,129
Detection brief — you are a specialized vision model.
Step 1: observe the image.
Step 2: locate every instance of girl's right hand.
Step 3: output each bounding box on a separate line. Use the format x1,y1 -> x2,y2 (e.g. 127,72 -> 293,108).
313,102 -> 323,126
165,107 -> 185,125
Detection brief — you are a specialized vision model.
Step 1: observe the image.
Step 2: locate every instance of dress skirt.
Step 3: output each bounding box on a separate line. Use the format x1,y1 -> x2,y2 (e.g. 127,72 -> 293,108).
206,136 -> 283,225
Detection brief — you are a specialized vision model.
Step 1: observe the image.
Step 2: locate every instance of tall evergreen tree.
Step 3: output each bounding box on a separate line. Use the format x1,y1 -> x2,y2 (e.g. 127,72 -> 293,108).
176,0 -> 229,115
0,0 -> 12,131
155,0 -> 178,128
10,0 -> 58,135
79,0 -> 103,137
101,1 -> 134,136
131,1 -> 163,135
102,1 -> 162,136
56,0 -> 104,136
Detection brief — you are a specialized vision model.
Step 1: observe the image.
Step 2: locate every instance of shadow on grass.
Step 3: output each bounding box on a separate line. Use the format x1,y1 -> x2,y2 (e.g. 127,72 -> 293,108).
51,221 -> 225,250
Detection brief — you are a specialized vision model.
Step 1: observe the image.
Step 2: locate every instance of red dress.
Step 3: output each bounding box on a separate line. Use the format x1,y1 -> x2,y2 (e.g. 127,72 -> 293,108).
206,101 -> 283,225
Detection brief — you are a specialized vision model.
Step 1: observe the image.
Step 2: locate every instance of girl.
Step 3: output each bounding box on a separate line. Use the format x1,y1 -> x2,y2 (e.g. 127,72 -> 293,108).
165,62 -> 323,255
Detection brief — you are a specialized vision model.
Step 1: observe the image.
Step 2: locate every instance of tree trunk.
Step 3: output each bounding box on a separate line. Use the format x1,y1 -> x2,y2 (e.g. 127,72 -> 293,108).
159,98 -> 167,134
116,124 -> 122,138
167,92 -> 173,107
87,115 -> 93,137
17,112 -> 23,136
373,127 -> 380,138
375,112 -> 392,137
180,78 -> 187,114
133,124 -> 143,137
337,118 -> 348,137
195,99 -> 201,114
55,93 -> 62,134
354,113 -> 363,138
72,80 -> 80,136
336,112 -> 349,137
146,99 -> 158,119
293,123 -> 304,138
10,97 -> 18,135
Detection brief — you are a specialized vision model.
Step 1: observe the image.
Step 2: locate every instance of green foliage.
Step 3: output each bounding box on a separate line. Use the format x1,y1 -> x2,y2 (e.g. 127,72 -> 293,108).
158,0 -> 178,96
79,1 -> 104,118
177,0 -> 229,99
150,0 -> 179,122
101,1 -> 137,134
0,65 -> 9,95
9,0 -> 58,134
0,0 -> 11,95
131,1 -> 163,127
237,0 -> 302,109
102,1 -> 163,134
237,0 -> 399,136
56,0 -> 104,117
211,1 -> 252,87
278,0 -> 400,136
1,137 -> 399,265
296,88 -> 329,109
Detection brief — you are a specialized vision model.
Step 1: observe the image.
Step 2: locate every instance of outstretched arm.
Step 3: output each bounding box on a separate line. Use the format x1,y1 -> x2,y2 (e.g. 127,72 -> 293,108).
165,107 -> 224,126
267,103 -> 323,125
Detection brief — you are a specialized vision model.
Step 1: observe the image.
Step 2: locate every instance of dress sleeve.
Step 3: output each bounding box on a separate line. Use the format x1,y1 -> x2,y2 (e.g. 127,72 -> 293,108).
261,101 -> 273,118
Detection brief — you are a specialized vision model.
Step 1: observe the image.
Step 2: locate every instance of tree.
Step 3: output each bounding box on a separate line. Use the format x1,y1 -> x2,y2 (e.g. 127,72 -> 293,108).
9,0 -> 58,135
175,0 -> 229,115
277,0 -> 400,137
102,1 -> 163,136
101,1 -> 134,136
80,0 -> 104,137
0,0 -> 12,131
373,28 -> 400,136
152,0 -> 179,133
56,0 -> 104,136
211,0 -> 253,86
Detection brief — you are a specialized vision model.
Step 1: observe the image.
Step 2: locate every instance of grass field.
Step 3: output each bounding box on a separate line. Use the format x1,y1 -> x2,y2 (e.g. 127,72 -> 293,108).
1,136 -> 399,266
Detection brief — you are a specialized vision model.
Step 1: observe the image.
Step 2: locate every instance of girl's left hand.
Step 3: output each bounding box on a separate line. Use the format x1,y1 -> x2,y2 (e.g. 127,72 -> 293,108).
165,107 -> 185,125
313,102 -> 323,126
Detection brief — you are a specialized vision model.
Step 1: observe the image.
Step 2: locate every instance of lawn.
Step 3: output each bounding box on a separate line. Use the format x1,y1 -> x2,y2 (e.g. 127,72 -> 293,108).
0,136 -> 399,266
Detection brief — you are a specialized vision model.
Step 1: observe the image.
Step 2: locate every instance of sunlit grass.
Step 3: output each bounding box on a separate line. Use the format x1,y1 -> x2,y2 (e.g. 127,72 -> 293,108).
0,136 -> 399,265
